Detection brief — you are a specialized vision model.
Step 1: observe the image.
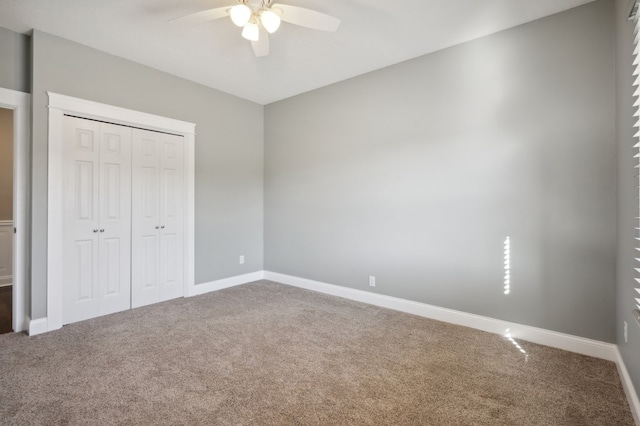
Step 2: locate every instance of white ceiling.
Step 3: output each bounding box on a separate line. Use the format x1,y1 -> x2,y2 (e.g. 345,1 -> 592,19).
0,0 -> 595,105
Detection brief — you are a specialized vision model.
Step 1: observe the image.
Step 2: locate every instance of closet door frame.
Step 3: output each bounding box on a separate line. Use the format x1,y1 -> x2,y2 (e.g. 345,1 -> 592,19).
43,92 -> 195,334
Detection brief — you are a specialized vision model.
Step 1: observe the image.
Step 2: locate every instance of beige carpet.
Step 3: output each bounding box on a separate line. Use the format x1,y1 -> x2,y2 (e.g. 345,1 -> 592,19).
0,280 -> 634,425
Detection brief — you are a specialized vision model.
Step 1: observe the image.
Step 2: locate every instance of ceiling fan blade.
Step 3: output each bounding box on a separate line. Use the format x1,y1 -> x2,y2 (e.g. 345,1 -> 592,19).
271,4 -> 341,32
169,6 -> 229,26
251,27 -> 270,57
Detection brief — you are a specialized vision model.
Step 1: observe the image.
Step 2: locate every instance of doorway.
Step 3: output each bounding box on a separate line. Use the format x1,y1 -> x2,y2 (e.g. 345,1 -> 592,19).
0,88 -> 28,334
0,107 -> 13,334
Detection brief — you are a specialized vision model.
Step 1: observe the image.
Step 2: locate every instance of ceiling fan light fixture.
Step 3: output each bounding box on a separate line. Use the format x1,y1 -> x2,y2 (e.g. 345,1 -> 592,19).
260,10 -> 281,33
170,1 -> 341,58
230,4 -> 252,27
242,21 -> 260,41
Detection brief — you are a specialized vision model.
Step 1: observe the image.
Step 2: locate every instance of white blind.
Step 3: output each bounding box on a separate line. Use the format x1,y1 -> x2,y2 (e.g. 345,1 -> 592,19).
632,0 -> 640,321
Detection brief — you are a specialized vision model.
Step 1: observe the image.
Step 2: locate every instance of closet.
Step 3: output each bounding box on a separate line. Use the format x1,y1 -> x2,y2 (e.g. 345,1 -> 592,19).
62,116 -> 185,325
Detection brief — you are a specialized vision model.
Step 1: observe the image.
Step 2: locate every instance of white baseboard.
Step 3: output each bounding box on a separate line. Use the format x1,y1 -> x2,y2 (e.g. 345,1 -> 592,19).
25,272 -> 265,337
615,347 -> 640,425
190,271 -> 265,296
262,271 -> 618,362
22,270 -> 618,362
28,317 -> 48,336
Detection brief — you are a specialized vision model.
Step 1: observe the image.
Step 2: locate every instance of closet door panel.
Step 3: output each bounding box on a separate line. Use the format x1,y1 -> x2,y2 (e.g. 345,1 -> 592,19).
63,117 -> 101,324
159,134 -> 184,302
67,238 -> 99,323
98,125 -> 132,316
132,130 -> 185,307
103,237 -> 122,295
141,234 -> 158,287
63,117 -> 132,324
132,132 -> 161,307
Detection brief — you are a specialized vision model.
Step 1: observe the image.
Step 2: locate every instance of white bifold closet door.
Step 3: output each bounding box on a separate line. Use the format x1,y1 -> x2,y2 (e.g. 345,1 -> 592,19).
131,129 -> 185,308
63,117 -> 132,325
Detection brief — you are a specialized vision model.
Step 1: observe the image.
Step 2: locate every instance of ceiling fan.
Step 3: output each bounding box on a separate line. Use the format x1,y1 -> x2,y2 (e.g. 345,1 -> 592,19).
170,0 -> 341,57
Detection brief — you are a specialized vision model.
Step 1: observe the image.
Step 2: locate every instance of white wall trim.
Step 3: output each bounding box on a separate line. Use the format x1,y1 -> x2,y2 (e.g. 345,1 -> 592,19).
47,93 -> 195,135
0,87 -> 30,333
616,347 -> 640,424
190,271 -> 265,296
0,220 -> 13,286
262,271 -> 618,361
28,317 -> 48,336
46,92 -> 196,332
184,133 -> 196,298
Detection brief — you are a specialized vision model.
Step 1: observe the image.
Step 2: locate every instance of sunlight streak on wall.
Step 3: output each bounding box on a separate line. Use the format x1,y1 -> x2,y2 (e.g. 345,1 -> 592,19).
504,236 -> 511,295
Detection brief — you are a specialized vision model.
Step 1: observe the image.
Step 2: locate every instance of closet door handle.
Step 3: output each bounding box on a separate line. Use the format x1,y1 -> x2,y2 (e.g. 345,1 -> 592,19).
93,229 -> 99,233
100,229 -> 105,233
155,226 -> 160,229
161,225 -> 165,229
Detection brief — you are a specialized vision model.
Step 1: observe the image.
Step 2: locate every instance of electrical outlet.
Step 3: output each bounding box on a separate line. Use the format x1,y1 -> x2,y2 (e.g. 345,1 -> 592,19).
239,255 -> 245,265
625,321 -> 628,343
369,276 -> 376,287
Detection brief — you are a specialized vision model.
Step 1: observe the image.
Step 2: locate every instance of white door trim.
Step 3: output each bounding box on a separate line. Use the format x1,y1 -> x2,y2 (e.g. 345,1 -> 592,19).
0,87 -> 30,333
0,220 -> 14,286
44,92 -> 196,333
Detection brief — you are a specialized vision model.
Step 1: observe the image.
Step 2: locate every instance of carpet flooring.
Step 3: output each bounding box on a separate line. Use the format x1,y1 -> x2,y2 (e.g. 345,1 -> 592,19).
0,280 -> 634,425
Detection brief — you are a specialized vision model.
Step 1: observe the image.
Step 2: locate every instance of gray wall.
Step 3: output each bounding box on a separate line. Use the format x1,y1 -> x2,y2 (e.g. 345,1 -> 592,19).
615,0 -> 640,397
0,107 -> 12,220
0,27 -> 30,93
31,31 -> 264,319
265,0 -> 616,342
